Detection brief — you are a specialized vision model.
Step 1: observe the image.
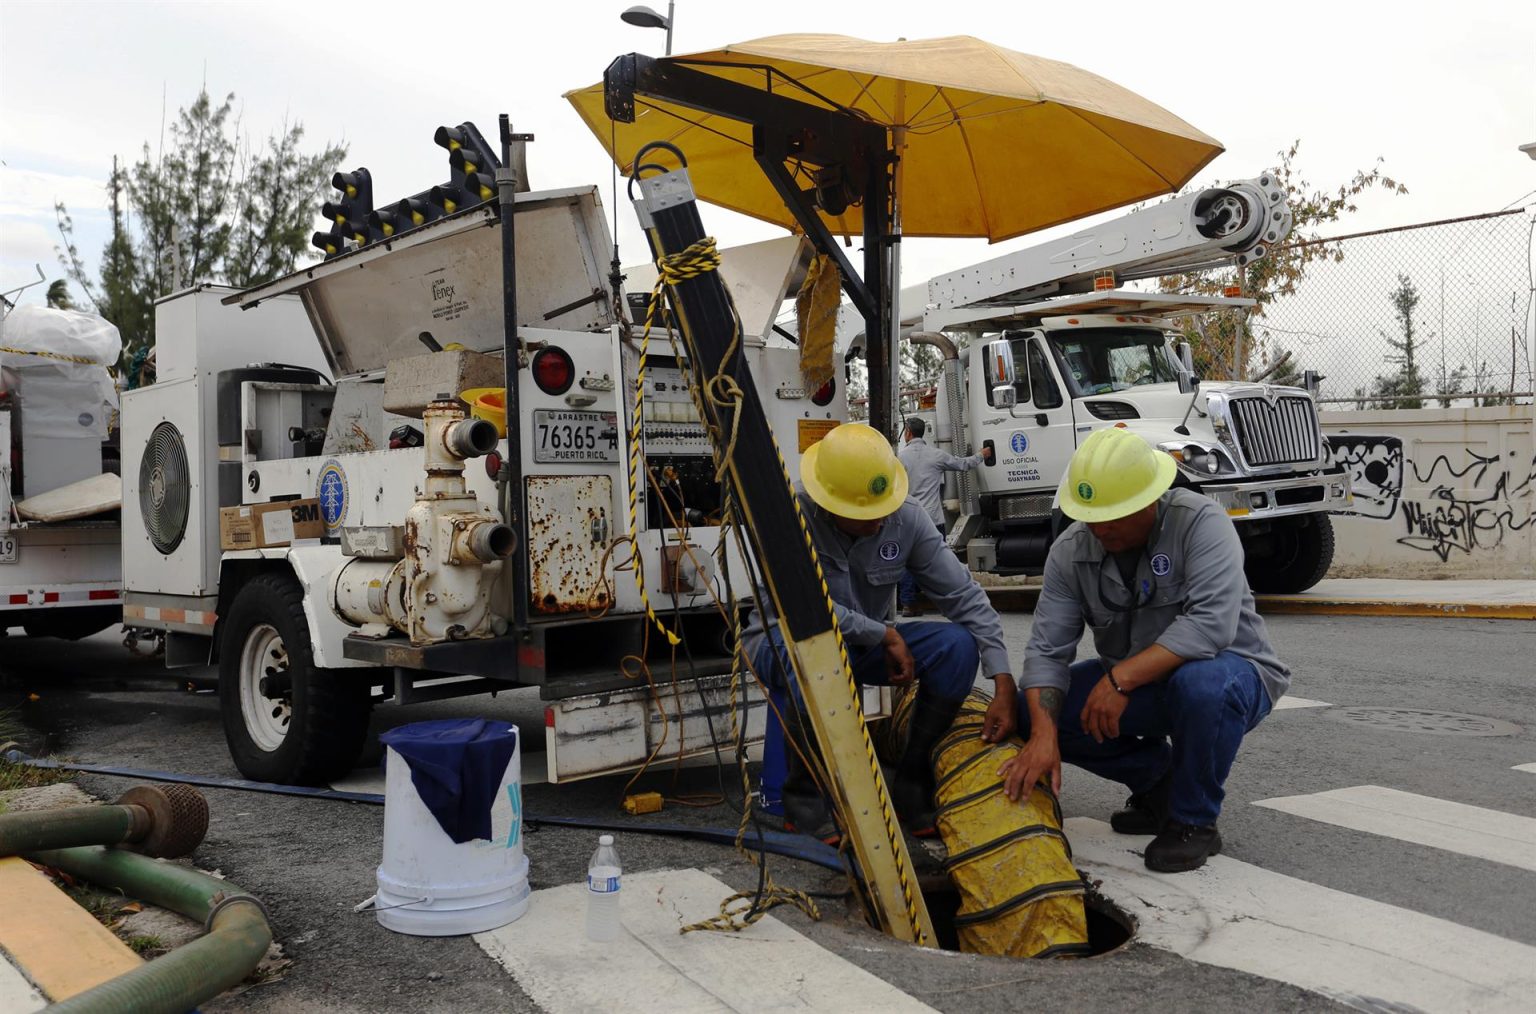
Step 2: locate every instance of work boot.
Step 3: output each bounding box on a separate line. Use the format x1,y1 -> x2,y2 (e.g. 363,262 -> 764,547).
1110,770 -> 1173,835
892,693 -> 965,837
780,707 -> 840,846
1144,822 -> 1222,873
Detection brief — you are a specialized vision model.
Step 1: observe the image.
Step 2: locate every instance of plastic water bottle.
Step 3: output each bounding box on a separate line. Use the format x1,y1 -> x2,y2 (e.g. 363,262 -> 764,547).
585,834 -> 622,942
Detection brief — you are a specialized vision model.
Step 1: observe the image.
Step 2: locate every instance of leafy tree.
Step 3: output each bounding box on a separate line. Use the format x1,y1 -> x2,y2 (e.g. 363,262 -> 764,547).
44,280 -> 72,309
54,88 -> 345,369
1433,363 -> 1468,408
1161,140 -> 1408,383
1364,273 -> 1426,408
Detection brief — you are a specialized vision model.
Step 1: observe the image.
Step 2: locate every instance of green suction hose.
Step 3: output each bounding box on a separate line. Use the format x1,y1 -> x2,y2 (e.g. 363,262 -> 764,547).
0,783 -> 272,1014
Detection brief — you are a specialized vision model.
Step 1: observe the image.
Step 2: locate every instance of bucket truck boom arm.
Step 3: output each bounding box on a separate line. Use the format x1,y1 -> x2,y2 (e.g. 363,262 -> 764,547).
927,173 -> 1292,314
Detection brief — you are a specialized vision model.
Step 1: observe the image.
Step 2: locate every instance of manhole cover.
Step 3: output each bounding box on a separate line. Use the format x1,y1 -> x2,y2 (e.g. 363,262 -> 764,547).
1330,707 -> 1522,737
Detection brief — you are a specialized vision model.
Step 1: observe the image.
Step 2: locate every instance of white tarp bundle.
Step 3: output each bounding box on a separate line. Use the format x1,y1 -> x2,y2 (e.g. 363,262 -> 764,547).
0,305 -> 123,440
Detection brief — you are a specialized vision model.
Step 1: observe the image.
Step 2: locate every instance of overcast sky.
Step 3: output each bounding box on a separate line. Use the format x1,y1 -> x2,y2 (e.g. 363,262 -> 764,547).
2,0 -> 1533,310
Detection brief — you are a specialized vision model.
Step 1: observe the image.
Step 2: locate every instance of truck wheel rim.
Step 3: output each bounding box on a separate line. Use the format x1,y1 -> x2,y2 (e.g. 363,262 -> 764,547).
240,623 -> 291,752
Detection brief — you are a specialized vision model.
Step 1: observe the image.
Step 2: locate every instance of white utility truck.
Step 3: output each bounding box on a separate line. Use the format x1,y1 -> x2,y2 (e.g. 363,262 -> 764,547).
118,124 -> 849,785
900,173 -> 1351,592
0,304 -> 124,639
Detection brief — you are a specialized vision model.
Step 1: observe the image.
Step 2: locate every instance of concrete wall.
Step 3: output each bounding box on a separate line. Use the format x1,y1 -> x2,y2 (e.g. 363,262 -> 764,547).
1322,406 -> 1535,579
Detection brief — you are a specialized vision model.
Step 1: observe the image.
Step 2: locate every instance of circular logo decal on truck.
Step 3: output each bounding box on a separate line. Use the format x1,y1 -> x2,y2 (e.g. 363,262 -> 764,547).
317,460 -> 349,533
1010,431 -> 1029,455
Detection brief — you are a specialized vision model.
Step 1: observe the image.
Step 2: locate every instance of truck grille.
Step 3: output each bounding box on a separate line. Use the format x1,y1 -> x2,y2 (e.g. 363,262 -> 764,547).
1229,395 -> 1320,466
997,493 -> 1054,522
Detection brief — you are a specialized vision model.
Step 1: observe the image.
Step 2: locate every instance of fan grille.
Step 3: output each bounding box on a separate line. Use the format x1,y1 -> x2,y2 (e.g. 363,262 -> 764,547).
139,421 -> 190,555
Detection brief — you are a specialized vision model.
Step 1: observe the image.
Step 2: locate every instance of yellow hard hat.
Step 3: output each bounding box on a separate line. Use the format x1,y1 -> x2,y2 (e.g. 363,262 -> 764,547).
1058,428 -> 1177,522
800,423 -> 909,520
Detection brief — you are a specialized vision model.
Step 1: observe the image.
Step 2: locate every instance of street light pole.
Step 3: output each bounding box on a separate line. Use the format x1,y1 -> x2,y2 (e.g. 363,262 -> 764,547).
619,3 -> 674,55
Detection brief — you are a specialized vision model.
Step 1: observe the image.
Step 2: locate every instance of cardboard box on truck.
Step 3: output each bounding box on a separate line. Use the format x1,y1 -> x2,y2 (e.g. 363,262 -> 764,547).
219,498 -> 325,550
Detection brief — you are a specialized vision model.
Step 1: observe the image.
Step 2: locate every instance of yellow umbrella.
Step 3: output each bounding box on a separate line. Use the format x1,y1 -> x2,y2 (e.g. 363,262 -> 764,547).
566,33 -> 1223,243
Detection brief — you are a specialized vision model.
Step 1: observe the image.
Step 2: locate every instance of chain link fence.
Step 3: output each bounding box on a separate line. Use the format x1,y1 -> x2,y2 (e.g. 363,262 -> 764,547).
1232,208 -> 1535,406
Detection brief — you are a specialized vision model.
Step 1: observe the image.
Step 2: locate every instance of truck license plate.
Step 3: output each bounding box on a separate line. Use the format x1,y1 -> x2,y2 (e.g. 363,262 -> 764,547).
533,411 -> 619,464
0,535 -> 15,563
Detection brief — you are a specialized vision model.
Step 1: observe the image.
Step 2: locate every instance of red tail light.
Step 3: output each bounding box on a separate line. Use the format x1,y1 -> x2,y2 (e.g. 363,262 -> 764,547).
811,377 -> 836,406
484,450 -> 503,480
532,348 -> 575,395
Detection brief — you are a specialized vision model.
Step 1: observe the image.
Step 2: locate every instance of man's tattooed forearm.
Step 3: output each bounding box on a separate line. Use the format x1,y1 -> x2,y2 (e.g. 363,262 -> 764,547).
1038,688 -> 1064,722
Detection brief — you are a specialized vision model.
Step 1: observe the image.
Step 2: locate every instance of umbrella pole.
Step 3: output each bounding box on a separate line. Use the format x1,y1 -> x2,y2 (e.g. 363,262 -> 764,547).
887,110 -> 908,434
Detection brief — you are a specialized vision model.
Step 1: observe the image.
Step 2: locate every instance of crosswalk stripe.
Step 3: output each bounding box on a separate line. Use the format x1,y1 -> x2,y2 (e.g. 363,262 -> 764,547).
1272,696 -> 1330,711
475,867 -> 935,1013
1069,816 -> 1536,1012
1252,785 -> 1536,872
1513,763 -> 1536,774
0,958 -> 45,1014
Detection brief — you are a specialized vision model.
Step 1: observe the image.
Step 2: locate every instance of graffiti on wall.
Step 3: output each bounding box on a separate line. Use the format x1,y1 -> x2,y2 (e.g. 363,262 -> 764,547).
1327,435 -> 1536,563
1327,435 -> 1404,520
1397,449 -> 1536,562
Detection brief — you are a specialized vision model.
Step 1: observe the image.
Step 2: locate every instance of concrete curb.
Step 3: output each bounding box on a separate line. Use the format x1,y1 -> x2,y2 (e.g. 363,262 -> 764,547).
978,588 -> 1536,620
1251,597 -> 1536,620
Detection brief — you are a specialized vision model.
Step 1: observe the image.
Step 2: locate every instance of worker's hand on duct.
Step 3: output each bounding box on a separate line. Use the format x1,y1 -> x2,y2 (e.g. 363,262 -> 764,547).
999,731 -> 1061,802
980,676 -> 1017,742
882,625 -> 916,685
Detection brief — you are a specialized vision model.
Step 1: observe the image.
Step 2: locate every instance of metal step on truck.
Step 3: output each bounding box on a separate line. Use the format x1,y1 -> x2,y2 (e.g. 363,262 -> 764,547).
117,120 -> 857,786
0,301 -> 125,641
885,173 -> 1352,593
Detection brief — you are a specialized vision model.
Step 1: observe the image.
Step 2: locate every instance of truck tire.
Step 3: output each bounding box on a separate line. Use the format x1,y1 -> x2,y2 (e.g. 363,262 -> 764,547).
219,571 -> 372,785
1244,514 -> 1335,594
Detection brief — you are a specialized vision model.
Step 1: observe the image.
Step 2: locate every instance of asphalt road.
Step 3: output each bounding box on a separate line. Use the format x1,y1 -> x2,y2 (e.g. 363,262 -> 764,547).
1,611 -> 1532,1012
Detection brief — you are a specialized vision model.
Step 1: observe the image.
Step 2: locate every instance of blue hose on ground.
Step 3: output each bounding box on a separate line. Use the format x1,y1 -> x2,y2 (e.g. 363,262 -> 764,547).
3,750 -> 846,873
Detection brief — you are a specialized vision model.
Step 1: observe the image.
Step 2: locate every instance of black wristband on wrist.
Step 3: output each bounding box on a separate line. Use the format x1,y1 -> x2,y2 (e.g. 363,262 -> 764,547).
1106,669 -> 1128,695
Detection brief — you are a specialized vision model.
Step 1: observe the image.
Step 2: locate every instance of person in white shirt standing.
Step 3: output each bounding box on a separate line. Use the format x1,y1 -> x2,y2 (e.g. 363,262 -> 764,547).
896,417 -> 990,616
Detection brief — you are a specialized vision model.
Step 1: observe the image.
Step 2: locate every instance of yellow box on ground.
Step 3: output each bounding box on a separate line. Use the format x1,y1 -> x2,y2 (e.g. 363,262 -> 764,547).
0,856 -> 141,1002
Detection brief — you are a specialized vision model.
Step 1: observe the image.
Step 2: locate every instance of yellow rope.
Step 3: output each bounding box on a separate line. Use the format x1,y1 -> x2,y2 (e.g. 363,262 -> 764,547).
0,347 -> 103,366
650,236 -> 925,944
623,280 -> 683,647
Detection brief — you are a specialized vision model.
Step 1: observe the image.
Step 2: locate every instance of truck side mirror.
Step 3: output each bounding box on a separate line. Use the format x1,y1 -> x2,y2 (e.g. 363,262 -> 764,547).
982,337 -> 1018,409
1175,339 -> 1198,394
1176,340 -> 1195,374
1302,369 -> 1322,397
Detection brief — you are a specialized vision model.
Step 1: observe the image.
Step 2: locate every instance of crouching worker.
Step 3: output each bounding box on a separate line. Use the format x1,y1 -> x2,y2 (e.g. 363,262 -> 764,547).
1000,428 -> 1289,872
744,423 -> 1016,842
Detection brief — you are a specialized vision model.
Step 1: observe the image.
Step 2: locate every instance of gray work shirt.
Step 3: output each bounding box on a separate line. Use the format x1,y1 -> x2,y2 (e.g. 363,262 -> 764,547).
743,486 -> 1012,677
1019,487 -> 1290,707
898,437 -> 983,526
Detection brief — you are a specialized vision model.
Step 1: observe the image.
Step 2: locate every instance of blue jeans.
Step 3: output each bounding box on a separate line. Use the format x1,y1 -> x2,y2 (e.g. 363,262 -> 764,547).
753,620 -> 978,705
1017,651 -> 1272,826
756,621 -> 978,808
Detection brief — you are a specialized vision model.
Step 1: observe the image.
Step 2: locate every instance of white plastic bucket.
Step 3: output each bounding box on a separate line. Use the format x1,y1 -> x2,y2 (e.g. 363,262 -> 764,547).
375,725 -> 529,936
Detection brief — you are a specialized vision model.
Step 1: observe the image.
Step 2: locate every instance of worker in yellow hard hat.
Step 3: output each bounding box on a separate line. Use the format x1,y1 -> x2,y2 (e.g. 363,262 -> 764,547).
1000,427 -> 1291,873
743,423 -> 1015,842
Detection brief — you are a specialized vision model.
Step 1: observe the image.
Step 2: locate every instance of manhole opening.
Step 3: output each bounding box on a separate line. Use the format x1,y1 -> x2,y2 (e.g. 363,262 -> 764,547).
909,875 -> 1134,958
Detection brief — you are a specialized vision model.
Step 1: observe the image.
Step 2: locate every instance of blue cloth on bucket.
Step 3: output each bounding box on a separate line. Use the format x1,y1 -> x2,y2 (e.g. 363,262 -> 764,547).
381,719 -> 517,845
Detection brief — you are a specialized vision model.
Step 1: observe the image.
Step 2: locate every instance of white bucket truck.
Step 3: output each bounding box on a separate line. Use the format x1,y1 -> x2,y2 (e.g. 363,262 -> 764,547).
118,123 -> 848,785
903,173 -> 1351,592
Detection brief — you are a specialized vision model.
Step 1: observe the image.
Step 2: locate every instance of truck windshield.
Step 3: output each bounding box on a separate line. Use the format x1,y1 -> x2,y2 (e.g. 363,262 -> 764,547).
1049,329 -> 1180,396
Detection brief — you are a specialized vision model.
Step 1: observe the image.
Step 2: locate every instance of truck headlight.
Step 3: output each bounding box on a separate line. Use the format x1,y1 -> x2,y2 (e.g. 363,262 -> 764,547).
1159,441 -> 1234,477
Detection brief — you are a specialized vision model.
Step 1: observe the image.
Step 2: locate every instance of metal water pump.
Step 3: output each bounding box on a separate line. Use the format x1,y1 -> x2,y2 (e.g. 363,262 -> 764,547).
331,396 -> 514,643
